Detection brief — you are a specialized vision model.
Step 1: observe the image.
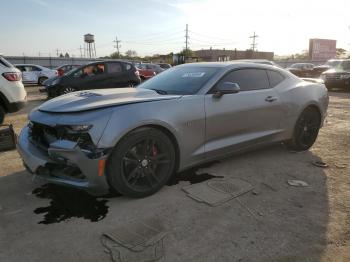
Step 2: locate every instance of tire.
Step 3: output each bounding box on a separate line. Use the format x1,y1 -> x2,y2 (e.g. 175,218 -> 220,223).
106,127 -> 176,198
38,77 -> 48,86
285,106 -> 321,151
0,106 -> 5,124
59,86 -> 76,95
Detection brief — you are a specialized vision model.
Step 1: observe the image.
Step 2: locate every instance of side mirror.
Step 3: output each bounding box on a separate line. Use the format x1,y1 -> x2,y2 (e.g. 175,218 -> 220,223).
213,82 -> 240,98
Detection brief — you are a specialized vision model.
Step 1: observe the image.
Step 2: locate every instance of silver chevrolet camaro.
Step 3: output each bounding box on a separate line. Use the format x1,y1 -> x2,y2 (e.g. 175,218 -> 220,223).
18,62 -> 329,197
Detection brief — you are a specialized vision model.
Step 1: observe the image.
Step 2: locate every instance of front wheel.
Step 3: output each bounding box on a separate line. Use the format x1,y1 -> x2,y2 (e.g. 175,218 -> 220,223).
285,107 -> 321,151
106,128 -> 176,198
38,77 -> 48,86
59,86 -> 76,95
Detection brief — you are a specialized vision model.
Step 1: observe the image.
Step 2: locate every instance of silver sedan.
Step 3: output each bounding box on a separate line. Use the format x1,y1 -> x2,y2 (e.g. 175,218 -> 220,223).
17,62 -> 329,197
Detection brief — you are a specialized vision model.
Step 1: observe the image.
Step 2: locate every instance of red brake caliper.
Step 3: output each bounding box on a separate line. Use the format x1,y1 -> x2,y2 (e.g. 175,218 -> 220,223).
152,145 -> 158,156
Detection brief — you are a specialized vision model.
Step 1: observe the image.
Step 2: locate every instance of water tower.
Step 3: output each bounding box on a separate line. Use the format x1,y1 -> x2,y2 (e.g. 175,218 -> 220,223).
84,33 -> 96,58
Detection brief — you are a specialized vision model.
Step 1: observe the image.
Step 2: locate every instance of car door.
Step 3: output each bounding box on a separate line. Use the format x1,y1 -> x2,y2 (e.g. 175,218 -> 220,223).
23,65 -> 41,83
204,68 -> 285,158
104,62 -> 125,88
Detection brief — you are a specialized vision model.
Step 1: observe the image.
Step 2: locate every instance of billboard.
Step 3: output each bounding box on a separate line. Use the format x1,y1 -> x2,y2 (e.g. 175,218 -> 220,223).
309,39 -> 337,61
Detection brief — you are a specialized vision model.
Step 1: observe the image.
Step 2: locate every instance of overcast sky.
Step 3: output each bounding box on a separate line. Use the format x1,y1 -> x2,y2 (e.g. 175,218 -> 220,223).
1,0 -> 349,57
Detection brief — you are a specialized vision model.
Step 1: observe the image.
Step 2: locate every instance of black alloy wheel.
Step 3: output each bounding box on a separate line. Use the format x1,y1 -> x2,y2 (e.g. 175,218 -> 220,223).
38,77 -> 48,86
60,86 -> 76,95
286,107 -> 321,151
106,128 -> 176,198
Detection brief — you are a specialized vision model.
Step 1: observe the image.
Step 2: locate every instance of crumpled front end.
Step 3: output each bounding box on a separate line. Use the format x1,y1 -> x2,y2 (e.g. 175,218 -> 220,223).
17,108 -> 113,194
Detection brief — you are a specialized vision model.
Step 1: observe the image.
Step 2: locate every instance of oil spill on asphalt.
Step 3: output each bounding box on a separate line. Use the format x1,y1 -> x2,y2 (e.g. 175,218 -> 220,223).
167,161 -> 223,186
32,184 -> 117,225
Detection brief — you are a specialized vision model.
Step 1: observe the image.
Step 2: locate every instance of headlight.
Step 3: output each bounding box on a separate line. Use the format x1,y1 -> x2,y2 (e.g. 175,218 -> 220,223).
67,125 -> 92,132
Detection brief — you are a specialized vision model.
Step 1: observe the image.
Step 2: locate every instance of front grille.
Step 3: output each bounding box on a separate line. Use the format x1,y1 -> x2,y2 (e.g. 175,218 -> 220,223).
29,122 -> 95,152
326,74 -> 341,80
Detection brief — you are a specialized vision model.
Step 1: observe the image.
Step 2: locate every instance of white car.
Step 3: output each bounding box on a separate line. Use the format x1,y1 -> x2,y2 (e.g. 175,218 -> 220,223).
0,56 -> 27,123
15,64 -> 58,86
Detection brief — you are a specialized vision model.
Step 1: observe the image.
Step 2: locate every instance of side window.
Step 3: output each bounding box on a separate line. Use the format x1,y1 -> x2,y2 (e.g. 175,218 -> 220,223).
108,63 -> 122,73
82,64 -> 105,77
32,66 -> 42,71
16,66 -> 25,72
219,69 -> 270,91
267,70 -> 285,87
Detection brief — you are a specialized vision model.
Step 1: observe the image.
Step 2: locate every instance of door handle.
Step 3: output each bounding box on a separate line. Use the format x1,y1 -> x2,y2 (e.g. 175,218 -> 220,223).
265,96 -> 278,102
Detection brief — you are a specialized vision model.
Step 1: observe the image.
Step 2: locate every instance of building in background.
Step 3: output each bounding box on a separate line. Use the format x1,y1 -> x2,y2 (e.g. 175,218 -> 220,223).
194,48 -> 274,62
309,39 -> 336,61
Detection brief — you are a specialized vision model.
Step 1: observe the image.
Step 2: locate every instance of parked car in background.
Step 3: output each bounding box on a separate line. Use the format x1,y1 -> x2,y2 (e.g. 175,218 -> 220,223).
137,64 -> 157,80
320,59 -> 350,90
18,62 -> 328,197
157,63 -> 172,69
43,61 -> 141,97
15,64 -> 58,85
286,63 -> 316,77
56,64 -> 81,76
0,56 -> 27,123
144,63 -> 164,74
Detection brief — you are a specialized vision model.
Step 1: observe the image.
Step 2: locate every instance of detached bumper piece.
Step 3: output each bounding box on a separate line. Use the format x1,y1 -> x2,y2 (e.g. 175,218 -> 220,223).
17,125 -> 110,194
0,124 -> 17,152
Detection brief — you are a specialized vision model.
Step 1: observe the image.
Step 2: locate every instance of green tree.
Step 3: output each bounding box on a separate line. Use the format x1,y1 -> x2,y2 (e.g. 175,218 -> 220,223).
125,50 -> 138,58
336,48 -> 346,58
179,48 -> 195,58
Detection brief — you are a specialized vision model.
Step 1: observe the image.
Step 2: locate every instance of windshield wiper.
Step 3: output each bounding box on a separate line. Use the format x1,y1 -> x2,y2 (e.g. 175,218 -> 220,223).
150,89 -> 168,95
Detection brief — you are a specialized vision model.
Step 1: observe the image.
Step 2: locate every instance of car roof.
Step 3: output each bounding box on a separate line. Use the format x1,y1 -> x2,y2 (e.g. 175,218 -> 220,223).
178,61 -> 279,69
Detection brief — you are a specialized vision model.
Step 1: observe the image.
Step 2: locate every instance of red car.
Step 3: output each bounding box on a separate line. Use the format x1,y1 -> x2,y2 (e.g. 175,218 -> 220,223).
55,64 -> 81,77
137,64 -> 157,80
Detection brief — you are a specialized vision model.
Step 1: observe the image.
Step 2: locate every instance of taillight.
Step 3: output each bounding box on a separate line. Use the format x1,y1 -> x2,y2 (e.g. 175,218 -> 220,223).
135,70 -> 140,77
2,72 -> 22,81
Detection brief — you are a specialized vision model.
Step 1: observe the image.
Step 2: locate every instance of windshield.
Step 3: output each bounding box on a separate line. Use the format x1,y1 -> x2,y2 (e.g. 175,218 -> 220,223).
325,60 -> 341,68
138,66 -> 220,95
340,61 -> 350,71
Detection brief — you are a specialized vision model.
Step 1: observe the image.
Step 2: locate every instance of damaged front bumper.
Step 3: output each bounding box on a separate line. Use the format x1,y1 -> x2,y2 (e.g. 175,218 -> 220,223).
17,126 -> 110,194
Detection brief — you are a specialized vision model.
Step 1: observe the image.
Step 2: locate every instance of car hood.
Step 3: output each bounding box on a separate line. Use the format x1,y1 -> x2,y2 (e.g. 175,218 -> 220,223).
38,88 -> 181,113
43,75 -> 60,86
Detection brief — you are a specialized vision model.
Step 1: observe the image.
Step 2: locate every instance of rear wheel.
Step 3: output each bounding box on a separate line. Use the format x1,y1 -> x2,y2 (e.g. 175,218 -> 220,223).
285,107 -> 321,151
0,106 -> 5,124
106,128 -> 176,198
38,77 -> 48,86
60,86 -> 76,95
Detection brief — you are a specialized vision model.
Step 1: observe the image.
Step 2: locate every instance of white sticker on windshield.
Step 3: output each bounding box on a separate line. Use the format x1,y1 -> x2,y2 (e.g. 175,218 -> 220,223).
182,72 -> 205,78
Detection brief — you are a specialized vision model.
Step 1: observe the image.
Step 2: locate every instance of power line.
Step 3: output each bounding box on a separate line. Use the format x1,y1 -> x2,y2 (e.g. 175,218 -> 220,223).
189,31 -> 236,42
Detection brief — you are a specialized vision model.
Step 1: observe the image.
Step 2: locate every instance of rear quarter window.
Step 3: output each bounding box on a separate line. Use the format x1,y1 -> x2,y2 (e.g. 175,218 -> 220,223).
267,70 -> 285,87
107,63 -> 122,73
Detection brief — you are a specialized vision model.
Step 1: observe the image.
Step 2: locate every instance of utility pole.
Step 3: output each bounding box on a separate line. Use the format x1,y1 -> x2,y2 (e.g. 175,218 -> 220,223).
184,24 -> 189,63
249,32 -> 258,52
56,48 -> 60,57
79,45 -> 84,58
113,36 -> 121,58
